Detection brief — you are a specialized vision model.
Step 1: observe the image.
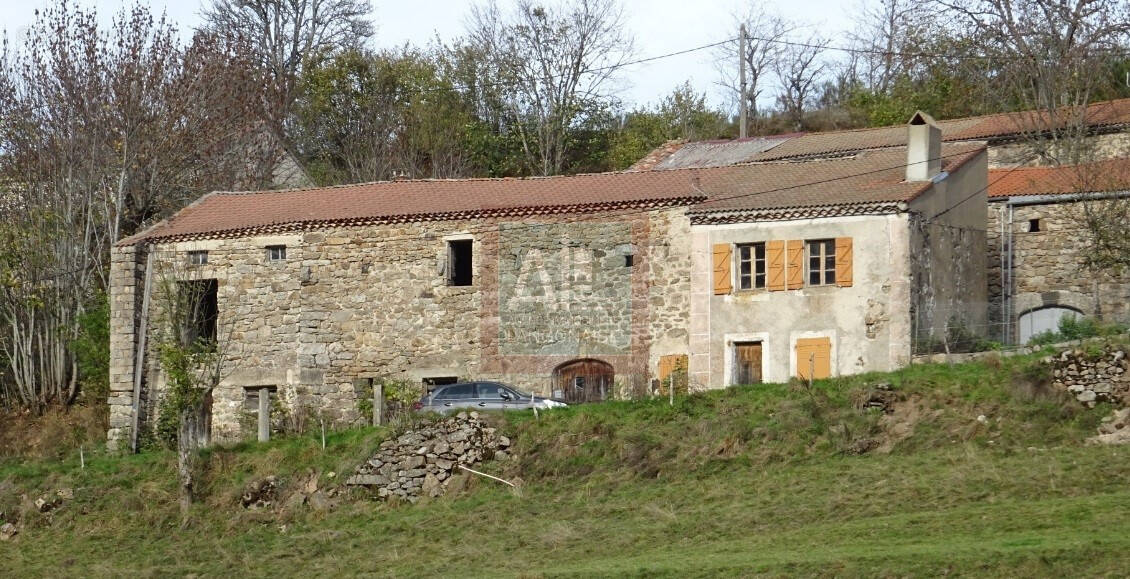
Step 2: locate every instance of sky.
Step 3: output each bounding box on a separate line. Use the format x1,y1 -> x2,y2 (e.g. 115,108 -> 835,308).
0,0 -> 857,110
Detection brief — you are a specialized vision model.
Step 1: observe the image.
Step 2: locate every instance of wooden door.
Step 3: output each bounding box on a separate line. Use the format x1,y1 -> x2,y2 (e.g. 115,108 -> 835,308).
553,359 -> 614,404
733,342 -> 762,385
795,337 -> 831,380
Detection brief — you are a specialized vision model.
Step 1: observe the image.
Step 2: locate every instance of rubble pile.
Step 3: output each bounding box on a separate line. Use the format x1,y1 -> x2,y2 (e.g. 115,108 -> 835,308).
346,412 -> 510,502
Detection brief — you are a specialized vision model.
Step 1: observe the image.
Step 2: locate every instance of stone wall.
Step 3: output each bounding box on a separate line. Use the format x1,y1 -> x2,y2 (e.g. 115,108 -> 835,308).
986,199 -> 1130,343
1045,346 -> 1129,407
108,208 -> 692,446
987,132 -> 1130,168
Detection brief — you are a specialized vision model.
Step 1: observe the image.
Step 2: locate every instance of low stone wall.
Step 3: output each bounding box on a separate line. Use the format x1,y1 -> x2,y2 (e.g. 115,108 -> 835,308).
345,412 -> 510,502
1046,346 -> 1129,407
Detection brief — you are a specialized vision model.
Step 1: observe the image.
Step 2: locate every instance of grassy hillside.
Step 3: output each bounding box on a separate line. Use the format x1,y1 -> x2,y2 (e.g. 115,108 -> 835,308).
2,349 -> 1129,577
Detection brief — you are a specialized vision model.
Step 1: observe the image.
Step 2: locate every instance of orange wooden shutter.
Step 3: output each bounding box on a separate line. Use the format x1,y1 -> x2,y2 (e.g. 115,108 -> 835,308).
835,237 -> 853,287
786,240 -> 804,290
712,243 -> 732,295
766,240 -> 785,291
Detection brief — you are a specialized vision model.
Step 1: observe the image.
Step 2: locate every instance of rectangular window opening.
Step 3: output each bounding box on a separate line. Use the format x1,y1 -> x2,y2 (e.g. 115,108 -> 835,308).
423,376 -> 459,394
266,245 -> 287,262
806,240 -> 836,286
737,243 -> 767,290
178,279 -> 218,347
242,386 -> 277,412
624,254 -> 634,267
1028,218 -> 1042,232
447,239 -> 473,286
187,250 -> 208,266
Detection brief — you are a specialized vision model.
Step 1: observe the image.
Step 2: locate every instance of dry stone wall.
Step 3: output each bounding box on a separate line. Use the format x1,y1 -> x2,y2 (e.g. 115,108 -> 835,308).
345,412 -> 509,501
1046,346 -> 1129,407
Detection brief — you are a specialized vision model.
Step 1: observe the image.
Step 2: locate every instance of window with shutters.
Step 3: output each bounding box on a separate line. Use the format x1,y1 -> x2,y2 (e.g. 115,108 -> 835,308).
736,243 -> 766,290
806,239 -> 836,286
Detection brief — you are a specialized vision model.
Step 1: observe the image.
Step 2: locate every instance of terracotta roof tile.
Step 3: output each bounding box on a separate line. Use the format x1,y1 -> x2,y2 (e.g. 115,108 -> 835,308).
124,143 -> 986,244
988,158 -> 1130,198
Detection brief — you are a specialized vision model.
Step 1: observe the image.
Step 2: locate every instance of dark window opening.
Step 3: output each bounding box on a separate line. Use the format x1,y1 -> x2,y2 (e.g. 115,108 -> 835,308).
1028,218 -> 1042,232
423,376 -> 459,394
737,243 -> 766,289
624,254 -> 634,267
187,250 -> 208,265
448,239 -> 473,286
178,279 -> 218,348
807,239 -> 836,286
266,245 -> 287,262
242,386 -> 277,411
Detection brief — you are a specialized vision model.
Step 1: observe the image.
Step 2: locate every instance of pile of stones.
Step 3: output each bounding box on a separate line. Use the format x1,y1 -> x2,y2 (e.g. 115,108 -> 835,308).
1045,346 -> 1129,406
346,412 -> 510,502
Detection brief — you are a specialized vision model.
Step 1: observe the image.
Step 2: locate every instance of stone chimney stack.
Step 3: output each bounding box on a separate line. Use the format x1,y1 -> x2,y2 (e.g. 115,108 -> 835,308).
906,111 -> 942,182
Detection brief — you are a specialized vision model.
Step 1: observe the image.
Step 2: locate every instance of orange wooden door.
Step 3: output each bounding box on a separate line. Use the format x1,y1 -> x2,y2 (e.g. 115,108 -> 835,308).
795,338 -> 831,380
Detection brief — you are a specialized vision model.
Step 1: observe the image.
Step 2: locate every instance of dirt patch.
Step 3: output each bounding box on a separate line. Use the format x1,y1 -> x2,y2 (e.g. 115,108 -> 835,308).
875,398 -> 928,454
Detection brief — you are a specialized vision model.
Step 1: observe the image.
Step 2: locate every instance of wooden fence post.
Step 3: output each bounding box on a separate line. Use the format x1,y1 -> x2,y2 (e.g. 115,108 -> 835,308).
257,387 -> 270,442
372,380 -> 383,426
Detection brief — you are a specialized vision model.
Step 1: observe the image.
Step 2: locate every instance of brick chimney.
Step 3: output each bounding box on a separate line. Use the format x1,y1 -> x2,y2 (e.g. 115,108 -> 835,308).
906,111 -> 942,182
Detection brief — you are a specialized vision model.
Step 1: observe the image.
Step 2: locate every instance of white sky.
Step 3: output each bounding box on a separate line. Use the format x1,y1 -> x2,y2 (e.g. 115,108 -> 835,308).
0,0 -> 857,109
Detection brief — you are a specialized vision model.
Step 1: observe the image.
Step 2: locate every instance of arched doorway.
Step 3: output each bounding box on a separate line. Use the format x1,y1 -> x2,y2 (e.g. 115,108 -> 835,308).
1018,306 -> 1083,344
552,359 -> 614,404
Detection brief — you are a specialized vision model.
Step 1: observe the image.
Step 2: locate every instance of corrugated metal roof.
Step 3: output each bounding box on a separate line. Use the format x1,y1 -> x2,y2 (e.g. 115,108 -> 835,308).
651,136 -> 792,169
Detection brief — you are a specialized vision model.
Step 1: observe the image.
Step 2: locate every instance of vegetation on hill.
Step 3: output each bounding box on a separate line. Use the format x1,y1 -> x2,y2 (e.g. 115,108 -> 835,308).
2,347 -> 1129,577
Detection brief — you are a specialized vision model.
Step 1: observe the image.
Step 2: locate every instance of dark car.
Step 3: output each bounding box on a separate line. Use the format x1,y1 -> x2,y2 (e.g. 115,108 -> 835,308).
413,381 -> 567,414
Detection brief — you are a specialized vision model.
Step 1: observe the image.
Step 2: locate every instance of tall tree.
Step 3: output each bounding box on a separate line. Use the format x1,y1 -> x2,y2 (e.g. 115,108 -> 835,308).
466,0 -> 635,176
201,0 -> 374,136
0,0 -> 269,411
773,33 -> 829,131
292,47 -> 476,184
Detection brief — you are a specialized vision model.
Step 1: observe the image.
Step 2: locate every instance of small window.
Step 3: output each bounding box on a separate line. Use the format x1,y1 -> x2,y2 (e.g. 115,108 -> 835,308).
737,243 -> 766,289
266,245 -> 287,262
447,239 -> 472,286
435,383 -> 474,400
807,240 -> 836,286
1028,218 -> 1042,232
624,254 -> 634,267
242,386 -> 277,411
187,250 -> 208,266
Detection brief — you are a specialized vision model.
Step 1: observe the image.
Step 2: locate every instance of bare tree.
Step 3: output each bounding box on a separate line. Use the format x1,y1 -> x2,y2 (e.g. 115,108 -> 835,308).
713,3 -> 791,135
467,0 -> 634,175
0,1 -> 273,412
201,0 -> 374,136
846,0 -> 941,93
774,33 -> 829,131
937,0 -> 1130,163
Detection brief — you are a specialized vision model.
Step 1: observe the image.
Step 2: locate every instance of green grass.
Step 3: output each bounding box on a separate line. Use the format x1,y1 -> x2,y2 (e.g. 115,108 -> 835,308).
2,349 -> 1128,577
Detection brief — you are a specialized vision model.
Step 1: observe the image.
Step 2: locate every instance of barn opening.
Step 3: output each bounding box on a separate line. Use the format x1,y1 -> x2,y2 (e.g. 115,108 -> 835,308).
552,359 -> 614,404
178,279 -> 218,347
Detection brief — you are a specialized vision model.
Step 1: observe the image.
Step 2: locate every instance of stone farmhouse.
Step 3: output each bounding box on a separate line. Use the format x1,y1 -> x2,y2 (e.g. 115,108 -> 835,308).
107,113 -> 988,446
986,159 -> 1130,342
635,98 -> 1130,344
